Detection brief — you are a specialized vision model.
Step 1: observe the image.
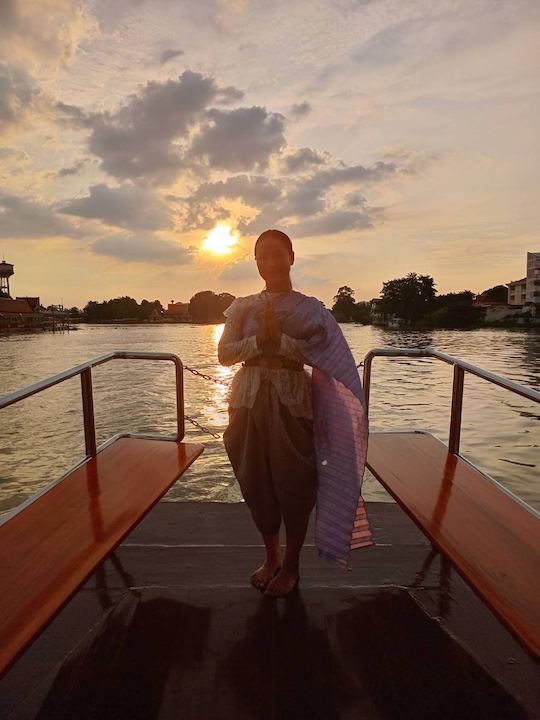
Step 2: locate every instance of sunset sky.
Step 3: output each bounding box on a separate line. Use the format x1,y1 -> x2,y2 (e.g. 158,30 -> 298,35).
1,0 -> 539,308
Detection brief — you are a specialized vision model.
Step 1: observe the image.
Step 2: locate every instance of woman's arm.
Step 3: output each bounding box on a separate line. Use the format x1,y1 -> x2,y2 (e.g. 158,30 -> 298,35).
278,333 -> 307,364
217,310 -> 260,366
278,300 -> 328,365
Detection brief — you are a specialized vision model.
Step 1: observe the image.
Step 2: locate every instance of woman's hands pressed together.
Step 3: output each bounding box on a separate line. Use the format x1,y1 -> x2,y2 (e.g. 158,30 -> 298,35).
256,299 -> 282,355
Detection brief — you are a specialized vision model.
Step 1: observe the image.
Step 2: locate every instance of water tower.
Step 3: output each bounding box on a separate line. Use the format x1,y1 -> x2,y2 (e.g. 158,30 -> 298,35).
0,260 -> 14,298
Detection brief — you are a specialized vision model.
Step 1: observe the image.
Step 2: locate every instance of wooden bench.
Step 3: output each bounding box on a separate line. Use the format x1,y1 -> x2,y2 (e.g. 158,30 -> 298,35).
0,437 -> 203,677
367,431 -> 540,658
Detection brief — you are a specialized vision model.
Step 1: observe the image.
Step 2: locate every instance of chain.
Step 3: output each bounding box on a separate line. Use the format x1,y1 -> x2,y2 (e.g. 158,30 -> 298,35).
184,414 -> 221,439
184,365 -> 231,387
183,362 -> 365,436
182,365 -> 228,439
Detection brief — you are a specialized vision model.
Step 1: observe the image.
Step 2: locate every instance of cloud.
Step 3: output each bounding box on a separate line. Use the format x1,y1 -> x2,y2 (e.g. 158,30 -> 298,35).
0,0 -> 96,72
290,101 -> 312,118
218,257 -> 258,282
58,70 -> 246,183
353,20 -> 411,67
59,183 -> 172,231
280,147 -> 329,174
159,48 -> 184,64
345,192 -> 366,207
238,159 -> 400,236
56,159 -> 89,177
93,0 -> 235,33
288,209 -> 373,237
0,63 -> 40,135
92,233 -> 194,264
182,174 -> 281,230
184,206 -> 230,231
292,254 -> 331,285
0,147 -> 29,163
280,161 -> 398,220
191,174 -> 281,206
0,192 -> 82,238
190,106 -> 286,171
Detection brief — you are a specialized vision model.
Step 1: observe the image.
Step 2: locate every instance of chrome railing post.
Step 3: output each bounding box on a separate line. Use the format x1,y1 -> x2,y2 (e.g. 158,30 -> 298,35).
448,365 -> 465,455
80,367 -> 97,457
362,352 -> 374,415
174,358 -> 185,441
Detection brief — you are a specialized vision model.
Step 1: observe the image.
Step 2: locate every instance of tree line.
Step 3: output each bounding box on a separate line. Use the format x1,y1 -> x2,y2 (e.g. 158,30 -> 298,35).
77,291 -> 236,323
81,297 -> 163,321
331,274 -> 509,328
71,275 -> 508,327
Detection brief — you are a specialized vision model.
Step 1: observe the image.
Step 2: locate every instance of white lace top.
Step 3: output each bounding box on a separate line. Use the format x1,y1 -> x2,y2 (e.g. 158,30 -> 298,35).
218,292 -> 313,419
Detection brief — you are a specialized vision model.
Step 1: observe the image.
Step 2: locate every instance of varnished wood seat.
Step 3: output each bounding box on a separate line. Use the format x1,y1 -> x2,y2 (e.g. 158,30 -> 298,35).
367,431 -> 540,658
0,437 -> 203,677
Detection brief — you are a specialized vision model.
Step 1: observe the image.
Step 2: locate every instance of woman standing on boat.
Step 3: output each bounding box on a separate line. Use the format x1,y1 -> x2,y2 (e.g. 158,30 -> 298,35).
218,229 -> 371,598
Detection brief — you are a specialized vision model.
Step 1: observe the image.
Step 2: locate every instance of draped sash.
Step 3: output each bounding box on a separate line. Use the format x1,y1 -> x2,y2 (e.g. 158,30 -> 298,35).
232,291 -> 373,567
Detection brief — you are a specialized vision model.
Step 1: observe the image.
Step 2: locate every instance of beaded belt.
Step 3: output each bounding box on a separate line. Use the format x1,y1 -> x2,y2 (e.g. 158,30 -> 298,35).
244,356 -> 304,371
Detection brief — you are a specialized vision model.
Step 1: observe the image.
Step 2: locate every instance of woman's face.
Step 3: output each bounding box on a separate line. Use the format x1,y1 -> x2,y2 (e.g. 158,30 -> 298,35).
255,236 -> 294,284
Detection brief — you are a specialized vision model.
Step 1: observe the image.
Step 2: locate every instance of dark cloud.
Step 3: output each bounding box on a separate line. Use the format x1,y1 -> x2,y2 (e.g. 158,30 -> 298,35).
192,174 -> 281,206
0,0 -> 18,32
280,147 -> 328,174
190,106 -> 286,171
0,63 -> 39,133
275,162 -> 397,224
345,192 -> 366,207
92,233 -> 194,264
159,48 -> 184,64
183,203 -> 230,232
57,159 -> 89,177
182,174 -> 281,231
0,192 -> 82,238
59,183 -> 171,231
58,70 -> 245,184
288,209 -> 373,237
290,101 -> 312,118
239,160 -> 398,236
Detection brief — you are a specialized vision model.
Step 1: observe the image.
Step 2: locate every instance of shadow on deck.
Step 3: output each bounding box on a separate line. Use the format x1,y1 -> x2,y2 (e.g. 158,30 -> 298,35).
1,502 -> 538,719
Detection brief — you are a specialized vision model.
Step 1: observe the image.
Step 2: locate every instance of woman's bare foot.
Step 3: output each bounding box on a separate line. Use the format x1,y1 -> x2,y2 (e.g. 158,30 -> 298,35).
251,561 -> 281,591
264,567 -> 299,597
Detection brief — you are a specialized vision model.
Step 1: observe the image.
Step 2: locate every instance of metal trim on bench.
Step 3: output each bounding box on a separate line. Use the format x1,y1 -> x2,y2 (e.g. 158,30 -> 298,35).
0,352 -> 187,526
367,430 -> 540,520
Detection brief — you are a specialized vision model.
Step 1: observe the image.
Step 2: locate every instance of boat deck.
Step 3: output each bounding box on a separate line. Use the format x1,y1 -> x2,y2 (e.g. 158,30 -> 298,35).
1,501 -> 538,719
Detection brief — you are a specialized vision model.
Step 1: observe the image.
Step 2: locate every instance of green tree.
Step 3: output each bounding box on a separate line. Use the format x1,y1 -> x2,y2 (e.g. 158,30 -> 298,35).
189,291 -> 235,323
379,273 -> 436,325
139,299 -> 163,320
424,292 -> 482,328
331,286 -> 356,322
82,296 -> 144,321
350,301 -> 372,324
482,285 -> 508,303
217,292 -> 235,315
82,301 -> 100,321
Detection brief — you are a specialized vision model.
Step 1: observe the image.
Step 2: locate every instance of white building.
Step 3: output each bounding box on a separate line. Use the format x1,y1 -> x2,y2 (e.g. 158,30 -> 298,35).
526,252 -> 540,304
507,278 -> 527,305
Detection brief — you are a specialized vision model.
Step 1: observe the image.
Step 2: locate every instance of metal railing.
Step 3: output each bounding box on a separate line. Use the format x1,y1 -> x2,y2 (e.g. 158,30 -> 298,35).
363,348 -> 540,455
0,351 -> 185,458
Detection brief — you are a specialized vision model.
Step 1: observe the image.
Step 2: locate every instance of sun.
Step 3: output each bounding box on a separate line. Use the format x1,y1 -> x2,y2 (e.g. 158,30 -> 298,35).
202,223 -> 239,255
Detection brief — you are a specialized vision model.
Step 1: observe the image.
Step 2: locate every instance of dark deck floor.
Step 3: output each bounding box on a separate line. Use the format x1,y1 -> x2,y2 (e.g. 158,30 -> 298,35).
1,502 -> 538,719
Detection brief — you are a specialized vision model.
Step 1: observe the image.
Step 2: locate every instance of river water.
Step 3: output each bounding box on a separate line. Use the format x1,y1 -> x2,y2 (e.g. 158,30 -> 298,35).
0,324 -> 538,514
